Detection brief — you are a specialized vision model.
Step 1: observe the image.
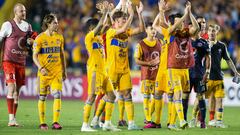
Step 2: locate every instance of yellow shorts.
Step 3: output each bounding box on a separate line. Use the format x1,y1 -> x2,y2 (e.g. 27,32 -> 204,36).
141,80 -> 155,94
38,74 -> 63,95
88,71 -> 114,95
108,72 -> 132,91
205,80 -> 225,98
155,70 -> 168,93
167,68 -> 190,94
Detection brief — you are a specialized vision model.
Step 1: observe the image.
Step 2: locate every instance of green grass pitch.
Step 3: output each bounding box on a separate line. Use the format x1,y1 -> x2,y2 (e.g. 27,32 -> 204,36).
0,99 -> 239,135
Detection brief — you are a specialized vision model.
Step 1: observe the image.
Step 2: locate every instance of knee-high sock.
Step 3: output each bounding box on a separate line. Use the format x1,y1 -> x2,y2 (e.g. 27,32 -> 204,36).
53,99 -> 61,123
198,99 -> 206,123
95,99 -> 106,117
143,94 -> 151,122
105,101 -> 114,121
209,111 -> 215,121
83,102 -> 92,123
118,95 -> 125,120
192,100 -> 199,119
174,99 -> 185,122
150,97 -> 155,116
167,95 -> 173,125
124,98 -> 134,122
216,108 -> 223,121
169,102 -> 177,125
94,94 -> 104,115
7,98 -> 14,115
38,100 -> 46,124
154,95 -> 163,125
13,103 -> 18,117
182,94 -> 189,121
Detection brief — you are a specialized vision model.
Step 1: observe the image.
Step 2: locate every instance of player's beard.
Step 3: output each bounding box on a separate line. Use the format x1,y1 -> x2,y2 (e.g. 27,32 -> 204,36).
53,28 -> 58,32
17,14 -> 26,21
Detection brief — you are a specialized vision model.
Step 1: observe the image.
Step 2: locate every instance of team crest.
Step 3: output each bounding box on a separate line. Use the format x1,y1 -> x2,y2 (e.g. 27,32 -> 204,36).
56,39 -> 61,45
42,40 -> 48,46
218,49 -> 222,54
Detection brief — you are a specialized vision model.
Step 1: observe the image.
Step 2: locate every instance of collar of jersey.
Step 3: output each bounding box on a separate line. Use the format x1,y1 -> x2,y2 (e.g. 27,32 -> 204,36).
143,38 -> 156,47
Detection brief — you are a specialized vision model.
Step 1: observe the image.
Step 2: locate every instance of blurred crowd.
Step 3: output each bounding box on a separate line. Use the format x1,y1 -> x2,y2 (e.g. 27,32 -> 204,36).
26,0 -> 240,73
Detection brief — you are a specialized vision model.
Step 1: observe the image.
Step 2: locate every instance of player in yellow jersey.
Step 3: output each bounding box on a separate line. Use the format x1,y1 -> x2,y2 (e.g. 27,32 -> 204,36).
151,0 -> 174,128
33,14 -> 67,130
134,22 -> 161,128
80,2 -> 121,132
106,1 -> 144,130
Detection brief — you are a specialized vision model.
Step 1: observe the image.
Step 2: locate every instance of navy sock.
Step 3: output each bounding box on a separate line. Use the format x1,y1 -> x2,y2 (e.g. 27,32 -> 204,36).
182,98 -> 189,121
198,99 -> 206,123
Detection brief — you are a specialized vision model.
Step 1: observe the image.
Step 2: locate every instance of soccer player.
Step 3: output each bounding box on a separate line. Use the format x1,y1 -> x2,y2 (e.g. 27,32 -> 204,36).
134,22 -> 161,128
187,16 -> 211,127
33,13 -> 67,130
184,20 -> 211,129
164,1 -> 199,130
0,3 -> 33,126
105,1 -> 144,130
197,17 -> 208,40
80,2 -> 121,132
151,0 -> 174,128
205,24 -> 240,128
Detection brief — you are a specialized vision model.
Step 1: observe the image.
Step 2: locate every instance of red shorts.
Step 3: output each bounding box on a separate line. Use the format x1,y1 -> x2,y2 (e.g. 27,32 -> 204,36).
2,61 -> 25,86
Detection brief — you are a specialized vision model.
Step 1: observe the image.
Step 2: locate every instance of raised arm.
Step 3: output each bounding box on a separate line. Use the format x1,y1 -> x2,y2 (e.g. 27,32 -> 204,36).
130,1 -> 145,36
188,2 -> 200,36
158,0 -> 169,28
93,2 -> 108,35
152,13 -> 162,33
169,4 -> 189,34
115,2 -> 134,35
110,0 -> 128,16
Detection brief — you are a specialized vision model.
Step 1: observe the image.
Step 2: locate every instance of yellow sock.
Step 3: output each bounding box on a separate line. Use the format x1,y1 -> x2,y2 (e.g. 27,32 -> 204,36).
53,99 -> 61,123
125,100 -> 134,121
95,99 -> 106,117
118,98 -> 124,120
143,95 -> 150,121
192,103 -> 199,119
174,100 -> 185,122
38,100 -> 46,124
150,97 -> 155,116
167,100 -> 173,124
216,108 -> 223,121
170,102 -> 177,125
83,103 -> 92,123
105,102 -> 114,121
154,96 -> 163,124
